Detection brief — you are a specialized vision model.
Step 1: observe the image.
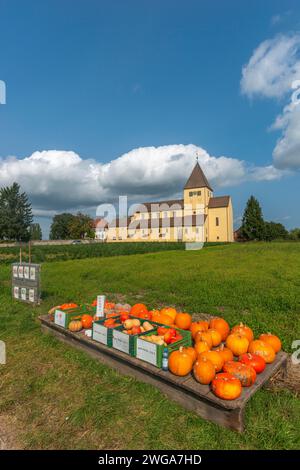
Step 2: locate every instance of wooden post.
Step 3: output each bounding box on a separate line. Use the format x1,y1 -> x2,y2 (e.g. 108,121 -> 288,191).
19,245 -> 22,264
28,241 -> 31,264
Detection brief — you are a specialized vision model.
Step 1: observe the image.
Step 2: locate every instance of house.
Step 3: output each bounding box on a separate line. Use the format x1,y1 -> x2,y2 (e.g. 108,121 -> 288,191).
100,161 -> 234,243
93,217 -> 108,241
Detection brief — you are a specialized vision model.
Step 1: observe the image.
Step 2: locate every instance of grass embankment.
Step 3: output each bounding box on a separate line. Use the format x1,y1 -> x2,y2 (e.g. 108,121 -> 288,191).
0,242 -> 299,449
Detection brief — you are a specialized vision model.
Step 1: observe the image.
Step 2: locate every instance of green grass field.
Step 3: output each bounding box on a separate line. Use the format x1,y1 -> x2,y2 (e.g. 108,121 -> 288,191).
0,242 -> 299,449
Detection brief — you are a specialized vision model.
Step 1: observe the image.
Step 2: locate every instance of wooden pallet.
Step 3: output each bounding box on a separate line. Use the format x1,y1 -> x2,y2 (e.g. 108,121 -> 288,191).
39,315 -> 288,432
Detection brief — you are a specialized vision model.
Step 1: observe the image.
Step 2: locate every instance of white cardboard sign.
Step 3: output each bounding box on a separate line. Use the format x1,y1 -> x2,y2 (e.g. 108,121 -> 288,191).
136,339 -> 157,366
95,295 -> 106,318
93,322 -> 108,345
112,330 -> 130,354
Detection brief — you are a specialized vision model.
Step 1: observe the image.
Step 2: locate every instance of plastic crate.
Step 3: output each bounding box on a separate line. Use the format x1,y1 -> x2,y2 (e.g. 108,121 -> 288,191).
135,326 -> 192,368
92,316 -> 121,347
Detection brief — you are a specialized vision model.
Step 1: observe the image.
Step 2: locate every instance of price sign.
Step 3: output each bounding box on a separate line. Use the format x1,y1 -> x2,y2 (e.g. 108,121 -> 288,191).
11,263 -> 41,305
96,295 -> 106,318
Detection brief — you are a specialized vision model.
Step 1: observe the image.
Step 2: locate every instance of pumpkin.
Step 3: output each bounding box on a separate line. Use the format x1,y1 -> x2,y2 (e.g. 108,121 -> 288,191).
214,344 -> 234,363
168,347 -> 193,376
239,353 -> 266,374
149,310 -> 160,321
68,320 -> 82,332
190,321 -> 209,339
231,323 -> 254,343
160,307 -> 177,322
226,333 -> 249,356
207,328 -> 222,347
183,346 -> 197,364
175,312 -> 192,330
59,303 -> 78,310
248,340 -> 276,364
223,361 -> 256,387
198,350 -> 224,372
194,340 -> 210,356
81,314 -> 93,329
259,333 -> 281,353
130,303 -> 148,317
157,314 -> 175,326
209,317 -> 230,341
105,301 -> 115,310
193,357 -> 216,384
212,373 -> 242,400
194,331 -> 213,349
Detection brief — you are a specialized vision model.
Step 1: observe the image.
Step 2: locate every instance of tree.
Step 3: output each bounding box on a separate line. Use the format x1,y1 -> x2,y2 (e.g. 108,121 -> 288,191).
289,228 -> 300,240
0,182 -> 33,241
49,213 -> 76,240
30,223 -> 42,240
68,212 -> 95,239
264,222 -> 288,241
240,196 -> 265,241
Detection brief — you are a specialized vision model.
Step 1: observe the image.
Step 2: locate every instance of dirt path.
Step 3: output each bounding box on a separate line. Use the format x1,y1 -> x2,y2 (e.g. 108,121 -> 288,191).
0,415 -> 23,450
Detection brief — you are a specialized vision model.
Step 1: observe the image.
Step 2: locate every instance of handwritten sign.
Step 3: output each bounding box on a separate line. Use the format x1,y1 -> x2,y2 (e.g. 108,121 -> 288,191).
96,295 -> 106,318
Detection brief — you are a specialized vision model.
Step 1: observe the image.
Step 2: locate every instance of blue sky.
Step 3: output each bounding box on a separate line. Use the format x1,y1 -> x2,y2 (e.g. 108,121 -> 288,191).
0,0 -> 300,237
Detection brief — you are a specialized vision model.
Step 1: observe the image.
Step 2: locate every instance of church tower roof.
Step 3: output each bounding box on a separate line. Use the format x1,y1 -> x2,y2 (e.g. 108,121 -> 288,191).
184,162 -> 213,191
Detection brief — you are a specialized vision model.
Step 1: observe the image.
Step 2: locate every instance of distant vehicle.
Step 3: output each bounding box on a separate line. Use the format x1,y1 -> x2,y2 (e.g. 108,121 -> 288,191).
71,240 -> 82,244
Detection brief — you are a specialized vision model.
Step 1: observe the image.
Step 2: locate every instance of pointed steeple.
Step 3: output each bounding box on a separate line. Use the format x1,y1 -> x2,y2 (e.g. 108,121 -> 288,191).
184,162 -> 213,191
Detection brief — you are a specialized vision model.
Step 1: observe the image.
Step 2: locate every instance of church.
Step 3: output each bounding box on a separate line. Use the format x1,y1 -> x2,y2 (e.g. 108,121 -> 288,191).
96,162 -> 234,243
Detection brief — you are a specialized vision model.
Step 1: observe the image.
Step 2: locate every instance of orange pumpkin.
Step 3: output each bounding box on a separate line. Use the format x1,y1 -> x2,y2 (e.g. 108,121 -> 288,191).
194,331 -> 213,349
149,310 -> 160,321
68,320 -> 82,332
175,312 -> 192,330
81,314 -> 93,329
198,350 -> 224,372
183,346 -> 197,364
231,323 -> 254,343
190,321 -> 209,339
59,303 -> 78,310
214,344 -> 234,363
248,340 -> 276,363
209,317 -> 230,341
130,303 -> 148,317
193,357 -> 216,384
104,301 -> 115,310
212,373 -> 242,400
194,340 -> 210,356
226,333 -> 249,356
207,328 -> 222,347
223,361 -> 256,387
259,333 -> 281,353
160,307 -> 177,322
168,347 -> 193,376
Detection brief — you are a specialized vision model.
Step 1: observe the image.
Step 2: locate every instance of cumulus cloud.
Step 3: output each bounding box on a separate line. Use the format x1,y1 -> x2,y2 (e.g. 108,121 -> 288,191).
0,145 -> 284,214
241,33 -> 300,169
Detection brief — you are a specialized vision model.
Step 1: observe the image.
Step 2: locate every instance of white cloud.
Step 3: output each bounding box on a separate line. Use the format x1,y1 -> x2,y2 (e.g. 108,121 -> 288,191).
0,145 -> 284,214
241,34 -> 300,99
241,33 -> 300,169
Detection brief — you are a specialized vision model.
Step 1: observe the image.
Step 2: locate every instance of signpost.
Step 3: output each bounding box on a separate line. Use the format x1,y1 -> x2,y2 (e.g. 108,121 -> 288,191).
12,262 -> 41,305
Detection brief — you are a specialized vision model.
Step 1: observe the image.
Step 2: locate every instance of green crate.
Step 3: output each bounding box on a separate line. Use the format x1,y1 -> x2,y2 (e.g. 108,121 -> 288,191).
92,316 -> 121,347
135,326 -> 192,368
54,304 -> 97,329
111,316 -> 154,356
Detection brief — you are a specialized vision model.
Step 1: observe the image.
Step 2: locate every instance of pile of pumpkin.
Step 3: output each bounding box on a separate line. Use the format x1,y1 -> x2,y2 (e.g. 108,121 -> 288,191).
168,317 -> 282,400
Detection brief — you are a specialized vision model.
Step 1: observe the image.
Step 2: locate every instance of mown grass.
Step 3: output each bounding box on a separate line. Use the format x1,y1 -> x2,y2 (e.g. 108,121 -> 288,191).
0,242 -> 299,449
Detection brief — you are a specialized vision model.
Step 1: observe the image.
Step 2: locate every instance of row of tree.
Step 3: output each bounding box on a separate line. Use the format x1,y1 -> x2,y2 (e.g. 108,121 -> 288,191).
0,182 -> 300,242
49,213 -> 95,240
239,196 -> 297,241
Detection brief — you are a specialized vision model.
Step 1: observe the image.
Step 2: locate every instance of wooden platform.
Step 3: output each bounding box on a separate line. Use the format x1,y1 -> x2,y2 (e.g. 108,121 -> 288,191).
39,315 -> 288,432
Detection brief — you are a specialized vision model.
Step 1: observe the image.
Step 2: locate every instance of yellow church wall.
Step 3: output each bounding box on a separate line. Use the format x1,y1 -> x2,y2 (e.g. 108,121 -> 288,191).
207,201 -> 233,242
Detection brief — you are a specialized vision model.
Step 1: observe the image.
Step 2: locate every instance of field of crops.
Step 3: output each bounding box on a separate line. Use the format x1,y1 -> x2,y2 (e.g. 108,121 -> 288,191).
0,242 -> 299,449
